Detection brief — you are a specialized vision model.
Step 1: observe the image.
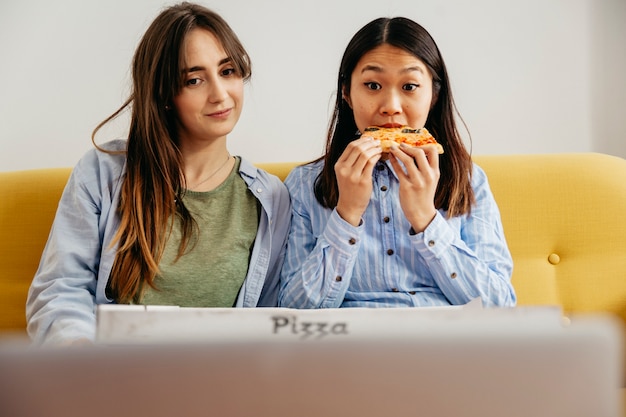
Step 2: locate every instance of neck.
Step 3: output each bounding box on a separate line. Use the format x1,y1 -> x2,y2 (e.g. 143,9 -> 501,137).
184,150 -> 233,191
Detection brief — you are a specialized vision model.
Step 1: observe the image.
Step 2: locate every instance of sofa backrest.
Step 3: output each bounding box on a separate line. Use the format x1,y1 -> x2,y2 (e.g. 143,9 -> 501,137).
0,168 -> 72,333
1,153 -> 625,333
473,153 -> 626,324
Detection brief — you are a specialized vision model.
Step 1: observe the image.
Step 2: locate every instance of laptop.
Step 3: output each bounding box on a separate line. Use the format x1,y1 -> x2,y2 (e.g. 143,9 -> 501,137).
0,307 -> 622,417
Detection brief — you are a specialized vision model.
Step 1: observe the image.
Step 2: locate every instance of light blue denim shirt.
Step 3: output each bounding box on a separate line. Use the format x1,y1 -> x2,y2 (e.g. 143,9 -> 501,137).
26,140 -> 291,345
279,159 -> 515,309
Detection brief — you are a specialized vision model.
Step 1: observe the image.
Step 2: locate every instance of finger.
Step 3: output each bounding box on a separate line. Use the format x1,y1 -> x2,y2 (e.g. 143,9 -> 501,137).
388,151 -> 408,180
336,138 -> 382,181
399,144 -> 441,171
411,146 -> 430,170
389,145 -> 419,176
421,145 -> 440,171
352,143 -> 383,175
404,145 -> 440,185
338,137 -> 380,165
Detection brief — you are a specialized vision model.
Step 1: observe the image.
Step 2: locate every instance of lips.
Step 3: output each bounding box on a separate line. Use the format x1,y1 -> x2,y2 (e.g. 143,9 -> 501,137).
208,108 -> 232,118
378,122 -> 403,128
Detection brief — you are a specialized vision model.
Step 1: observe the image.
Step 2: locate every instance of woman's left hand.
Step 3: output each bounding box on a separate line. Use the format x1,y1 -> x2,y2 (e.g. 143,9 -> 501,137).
388,144 -> 440,233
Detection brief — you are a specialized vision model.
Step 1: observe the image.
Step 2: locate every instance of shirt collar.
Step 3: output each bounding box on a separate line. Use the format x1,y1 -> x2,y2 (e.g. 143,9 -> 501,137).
237,157 -> 259,184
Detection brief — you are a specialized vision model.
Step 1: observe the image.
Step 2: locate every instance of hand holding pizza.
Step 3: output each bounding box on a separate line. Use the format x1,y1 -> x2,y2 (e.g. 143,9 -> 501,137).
334,136 -> 383,226
388,143 -> 440,233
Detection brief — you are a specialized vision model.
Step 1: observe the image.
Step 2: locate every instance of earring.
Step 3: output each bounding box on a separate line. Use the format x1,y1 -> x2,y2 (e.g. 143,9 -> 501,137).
165,105 -> 171,111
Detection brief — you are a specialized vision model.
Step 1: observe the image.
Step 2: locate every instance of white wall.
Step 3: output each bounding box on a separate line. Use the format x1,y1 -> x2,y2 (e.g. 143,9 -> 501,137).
1,0 -> 624,171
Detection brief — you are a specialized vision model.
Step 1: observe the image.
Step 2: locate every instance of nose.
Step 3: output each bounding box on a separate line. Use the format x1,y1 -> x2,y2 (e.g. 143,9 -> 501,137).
208,77 -> 228,103
380,89 -> 402,116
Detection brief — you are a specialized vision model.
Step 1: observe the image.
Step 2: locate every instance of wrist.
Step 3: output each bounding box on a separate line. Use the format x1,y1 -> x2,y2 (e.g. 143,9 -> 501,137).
336,204 -> 363,227
408,210 -> 437,234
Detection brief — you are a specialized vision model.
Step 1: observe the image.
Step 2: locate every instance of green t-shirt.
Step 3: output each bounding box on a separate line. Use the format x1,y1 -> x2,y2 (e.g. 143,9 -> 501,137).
140,158 -> 260,307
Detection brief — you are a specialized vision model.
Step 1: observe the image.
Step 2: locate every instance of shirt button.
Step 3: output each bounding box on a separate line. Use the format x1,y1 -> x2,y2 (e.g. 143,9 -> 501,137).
428,240 -> 435,247
380,185 -> 388,191
450,272 -> 457,279
377,164 -> 386,171
383,216 -> 390,223
335,276 -> 343,282
387,249 -> 394,256
391,288 -> 399,292
409,291 -> 416,295
256,188 -> 263,193
348,237 -> 356,245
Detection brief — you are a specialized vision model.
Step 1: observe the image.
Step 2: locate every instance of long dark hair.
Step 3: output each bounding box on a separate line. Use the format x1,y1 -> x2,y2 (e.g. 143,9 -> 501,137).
315,17 -> 474,217
92,2 -> 251,303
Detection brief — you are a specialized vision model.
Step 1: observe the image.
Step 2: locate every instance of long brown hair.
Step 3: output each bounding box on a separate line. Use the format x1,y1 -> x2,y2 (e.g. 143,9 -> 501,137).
315,17 -> 474,217
92,2 -> 251,303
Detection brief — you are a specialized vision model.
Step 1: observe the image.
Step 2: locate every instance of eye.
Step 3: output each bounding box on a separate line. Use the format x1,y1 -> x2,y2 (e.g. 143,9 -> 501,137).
185,77 -> 203,87
403,83 -> 420,91
221,67 -> 236,77
364,82 -> 381,91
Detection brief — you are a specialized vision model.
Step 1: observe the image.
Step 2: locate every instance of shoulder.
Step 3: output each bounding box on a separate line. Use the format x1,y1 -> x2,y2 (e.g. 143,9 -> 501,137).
469,161 -> 496,202
73,140 -> 127,181
67,140 -> 127,201
469,161 -> 491,188
470,161 -> 488,184
284,160 -> 323,190
238,157 -> 288,195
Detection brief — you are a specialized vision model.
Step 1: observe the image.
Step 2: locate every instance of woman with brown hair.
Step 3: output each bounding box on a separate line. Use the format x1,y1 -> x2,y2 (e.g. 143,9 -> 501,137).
279,17 -> 515,309
26,2 -> 290,345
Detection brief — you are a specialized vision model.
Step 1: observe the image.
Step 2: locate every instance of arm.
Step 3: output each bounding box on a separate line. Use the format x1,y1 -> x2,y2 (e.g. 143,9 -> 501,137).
279,139 -> 382,308
410,164 -> 516,307
26,151 -> 115,345
388,146 -> 514,306
251,171 -> 292,307
278,164 -> 366,308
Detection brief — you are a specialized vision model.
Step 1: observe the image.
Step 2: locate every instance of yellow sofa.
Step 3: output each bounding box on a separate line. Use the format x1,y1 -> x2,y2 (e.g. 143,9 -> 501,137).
1,153 -> 626,334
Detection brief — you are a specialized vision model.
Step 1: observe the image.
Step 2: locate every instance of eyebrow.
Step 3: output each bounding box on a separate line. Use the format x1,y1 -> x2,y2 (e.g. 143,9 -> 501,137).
361,64 -> 424,74
185,57 -> 232,73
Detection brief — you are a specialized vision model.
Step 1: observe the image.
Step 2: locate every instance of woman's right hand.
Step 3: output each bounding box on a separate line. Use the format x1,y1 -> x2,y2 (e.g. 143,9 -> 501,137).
334,136 -> 382,226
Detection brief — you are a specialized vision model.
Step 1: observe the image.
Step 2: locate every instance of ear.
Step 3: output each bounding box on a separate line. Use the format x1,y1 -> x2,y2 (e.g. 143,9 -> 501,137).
341,87 -> 352,108
430,80 -> 441,110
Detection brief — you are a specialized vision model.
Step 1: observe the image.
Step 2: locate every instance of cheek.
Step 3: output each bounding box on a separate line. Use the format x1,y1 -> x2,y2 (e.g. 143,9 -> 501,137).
351,104 -> 370,132
171,96 -> 198,131
421,87 -> 434,109
230,80 -> 244,102
172,94 -> 193,115
409,92 -> 434,115
350,94 -> 374,125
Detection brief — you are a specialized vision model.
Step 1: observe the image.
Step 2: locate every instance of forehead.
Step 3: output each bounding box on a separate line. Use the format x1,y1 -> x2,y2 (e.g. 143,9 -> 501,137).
181,28 -> 226,64
354,44 -> 428,75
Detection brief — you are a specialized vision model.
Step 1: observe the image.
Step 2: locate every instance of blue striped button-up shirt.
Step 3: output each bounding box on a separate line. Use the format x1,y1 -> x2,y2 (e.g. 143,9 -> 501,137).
278,159 -> 516,309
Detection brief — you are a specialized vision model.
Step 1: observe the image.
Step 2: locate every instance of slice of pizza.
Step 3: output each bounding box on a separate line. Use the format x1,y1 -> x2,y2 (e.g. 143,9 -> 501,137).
363,126 -> 444,154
